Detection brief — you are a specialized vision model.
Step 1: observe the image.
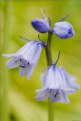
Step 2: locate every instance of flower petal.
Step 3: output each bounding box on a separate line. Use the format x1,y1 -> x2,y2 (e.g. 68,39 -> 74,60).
59,90 -> 70,104
19,59 -> 33,79
36,88 -> 49,100
6,57 -> 20,68
42,66 -> 55,88
49,89 -> 60,102
17,40 -> 35,55
2,53 -> 16,58
19,67 -> 27,76
26,64 -> 33,80
59,67 -> 80,92
23,41 -> 42,63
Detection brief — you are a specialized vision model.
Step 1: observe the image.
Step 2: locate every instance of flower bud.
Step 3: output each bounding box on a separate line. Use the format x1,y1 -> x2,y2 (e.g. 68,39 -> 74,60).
52,21 -> 75,39
31,18 -> 50,33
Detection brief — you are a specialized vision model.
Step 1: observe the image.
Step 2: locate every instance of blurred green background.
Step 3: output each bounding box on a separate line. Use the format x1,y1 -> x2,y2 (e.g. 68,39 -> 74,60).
0,0 -> 81,121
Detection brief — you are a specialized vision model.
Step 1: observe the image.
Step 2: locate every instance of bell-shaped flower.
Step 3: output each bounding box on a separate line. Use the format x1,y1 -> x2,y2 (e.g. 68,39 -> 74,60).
36,65 -> 79,103
3,40 -> 46,80
31,18 -> 50,33
52,21 -> 75,39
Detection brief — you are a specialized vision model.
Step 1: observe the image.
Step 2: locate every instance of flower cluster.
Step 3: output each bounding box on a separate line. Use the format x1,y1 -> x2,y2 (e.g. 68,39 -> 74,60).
3,12 -> 79,104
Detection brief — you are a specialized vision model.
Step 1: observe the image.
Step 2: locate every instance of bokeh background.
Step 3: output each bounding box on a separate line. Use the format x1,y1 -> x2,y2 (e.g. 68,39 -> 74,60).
0,0 -> 81,121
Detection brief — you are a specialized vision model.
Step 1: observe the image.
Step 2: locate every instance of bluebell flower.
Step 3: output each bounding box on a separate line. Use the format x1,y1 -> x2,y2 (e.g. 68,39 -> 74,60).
52,21 -> 75,39
36,65 -> 79,103
31,18 -> 50,33
3,40 -> 45,80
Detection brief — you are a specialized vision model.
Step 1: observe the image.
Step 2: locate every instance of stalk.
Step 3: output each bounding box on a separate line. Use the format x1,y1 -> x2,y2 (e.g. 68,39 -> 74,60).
45,31 -> 54,121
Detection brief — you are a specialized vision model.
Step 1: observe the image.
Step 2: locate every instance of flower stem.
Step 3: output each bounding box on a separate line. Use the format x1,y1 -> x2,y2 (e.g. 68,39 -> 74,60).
48,99 -> 54,121
2,1 -> 10,121
45,32 -> 53,65
45,31 -> 54,121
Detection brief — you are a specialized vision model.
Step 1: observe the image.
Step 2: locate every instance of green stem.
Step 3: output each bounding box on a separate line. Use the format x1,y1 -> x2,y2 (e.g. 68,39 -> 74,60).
48,99 -> 54,121
45,31 -> 54,121
2,1 -> 10,121
45,32 -> 52,65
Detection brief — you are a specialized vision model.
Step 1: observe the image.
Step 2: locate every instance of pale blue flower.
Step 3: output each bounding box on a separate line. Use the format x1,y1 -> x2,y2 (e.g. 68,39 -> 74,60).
36,65 -> 79,103
52,21 -> 75,39
31,18 -> 50,33
3,40 -> 45,80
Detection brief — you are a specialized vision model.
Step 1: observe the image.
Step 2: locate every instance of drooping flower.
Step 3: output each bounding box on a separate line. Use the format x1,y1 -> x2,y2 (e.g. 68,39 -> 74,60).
52,21 -> 75,39
31,18 -> 50,33
36,65 -> 79,103
3,40 -> 46,80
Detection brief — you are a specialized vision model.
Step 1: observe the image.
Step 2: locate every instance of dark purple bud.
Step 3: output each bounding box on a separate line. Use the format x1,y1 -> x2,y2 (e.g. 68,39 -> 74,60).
52,22 -> 75,39
31,18 -> 50,33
